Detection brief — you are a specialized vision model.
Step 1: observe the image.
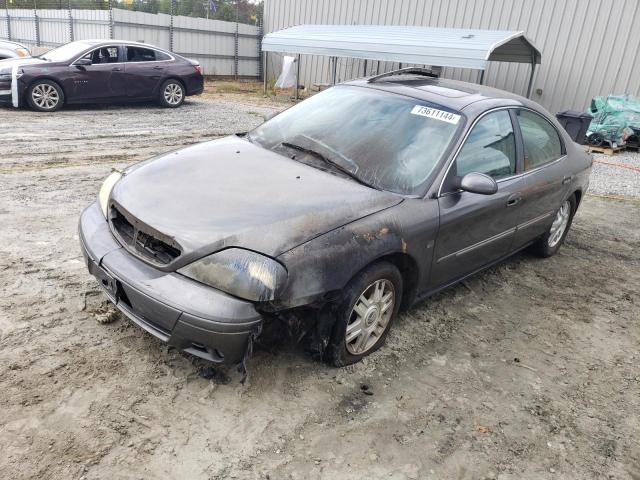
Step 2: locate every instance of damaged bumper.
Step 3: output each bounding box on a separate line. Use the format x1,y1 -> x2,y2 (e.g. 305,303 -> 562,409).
79,201 -> 263,365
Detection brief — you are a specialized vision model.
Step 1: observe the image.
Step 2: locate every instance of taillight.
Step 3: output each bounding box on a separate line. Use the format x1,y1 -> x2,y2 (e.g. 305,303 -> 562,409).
194,64 -> 203,75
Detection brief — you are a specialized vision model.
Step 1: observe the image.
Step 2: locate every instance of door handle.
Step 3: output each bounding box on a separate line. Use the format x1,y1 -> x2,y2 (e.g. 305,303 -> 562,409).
507,194 -> 522,207
153,66 -> 163,70
112,67 -> 122,72
562,175 -> 573,185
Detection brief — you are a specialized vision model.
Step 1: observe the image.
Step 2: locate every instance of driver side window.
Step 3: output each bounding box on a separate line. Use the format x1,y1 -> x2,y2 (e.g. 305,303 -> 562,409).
455,110 -> 516,179
81,47 -> 119,65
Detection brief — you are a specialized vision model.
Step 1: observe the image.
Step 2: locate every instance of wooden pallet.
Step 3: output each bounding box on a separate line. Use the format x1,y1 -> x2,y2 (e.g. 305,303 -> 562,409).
586,145 -> 625,156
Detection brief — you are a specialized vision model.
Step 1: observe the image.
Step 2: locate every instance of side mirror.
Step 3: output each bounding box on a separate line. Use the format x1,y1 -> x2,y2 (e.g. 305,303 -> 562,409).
459,172 -> 498,195
75,58 -> 92,67
263,111 -> 278,122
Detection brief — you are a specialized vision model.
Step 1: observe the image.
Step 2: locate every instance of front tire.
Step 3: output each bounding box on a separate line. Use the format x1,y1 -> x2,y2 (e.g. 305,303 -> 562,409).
531,195 -> 576,257
27,79 -> 64,112
326,262 -> 403,367
159,79 -> 185,108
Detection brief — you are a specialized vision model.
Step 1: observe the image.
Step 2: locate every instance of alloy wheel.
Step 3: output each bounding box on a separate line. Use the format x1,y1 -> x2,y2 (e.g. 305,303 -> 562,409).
548,200 -> 571,248
31,84 -> 59,110
345,279 -> 395,355
164,83 -> 183,105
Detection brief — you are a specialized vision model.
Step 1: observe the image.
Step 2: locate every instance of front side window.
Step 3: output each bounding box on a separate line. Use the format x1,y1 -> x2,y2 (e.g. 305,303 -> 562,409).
248,86 -> 463,195
127,47 -> 157,62
517,109 -> 563,170
455,110 -> 516,179
81,46 -> 119,65
41,40 -> 101,62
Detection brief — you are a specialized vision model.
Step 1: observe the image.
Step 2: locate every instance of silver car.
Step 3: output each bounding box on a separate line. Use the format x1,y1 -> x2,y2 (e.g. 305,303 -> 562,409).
0,40 -> 30,60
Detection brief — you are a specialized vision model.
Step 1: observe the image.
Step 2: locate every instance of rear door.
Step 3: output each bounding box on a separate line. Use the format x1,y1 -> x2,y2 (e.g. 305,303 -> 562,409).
123,46 -> 170,99
68,45 -> 126,101
430,109 -> 528,288
511,109 -> 570,249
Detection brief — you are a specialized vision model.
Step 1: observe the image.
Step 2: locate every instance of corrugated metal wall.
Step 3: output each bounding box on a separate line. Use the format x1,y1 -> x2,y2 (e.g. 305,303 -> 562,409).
264,0 -> 640,113
0,8 -> 261,76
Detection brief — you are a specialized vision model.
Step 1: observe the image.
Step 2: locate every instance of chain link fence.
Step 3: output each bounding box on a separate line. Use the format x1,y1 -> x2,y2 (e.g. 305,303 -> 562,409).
0,0 -> 263,77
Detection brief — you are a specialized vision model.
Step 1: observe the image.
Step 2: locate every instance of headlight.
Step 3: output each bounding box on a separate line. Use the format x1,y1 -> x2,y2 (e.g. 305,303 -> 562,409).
179,248 -> 287,302
98,171 -> 122,217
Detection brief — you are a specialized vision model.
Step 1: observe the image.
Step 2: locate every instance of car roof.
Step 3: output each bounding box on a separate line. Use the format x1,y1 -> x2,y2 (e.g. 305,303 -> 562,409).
344,75 -> 541,116
72,39 -> 164,49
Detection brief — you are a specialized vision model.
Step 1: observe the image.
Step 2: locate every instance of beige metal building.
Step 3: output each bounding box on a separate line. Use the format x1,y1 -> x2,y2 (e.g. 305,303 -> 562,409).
263,0 -> 640,113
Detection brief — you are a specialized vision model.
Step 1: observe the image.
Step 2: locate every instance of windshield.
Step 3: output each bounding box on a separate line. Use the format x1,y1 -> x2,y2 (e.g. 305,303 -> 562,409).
40,41 -> 97,62
248,86 -> 463,195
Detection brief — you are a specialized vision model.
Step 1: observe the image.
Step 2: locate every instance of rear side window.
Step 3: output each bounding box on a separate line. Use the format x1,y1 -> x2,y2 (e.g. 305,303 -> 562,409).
155,51 -> 171,61
517,109 -> 563,170
455,110 -> 516,179
126,47 -> 156,62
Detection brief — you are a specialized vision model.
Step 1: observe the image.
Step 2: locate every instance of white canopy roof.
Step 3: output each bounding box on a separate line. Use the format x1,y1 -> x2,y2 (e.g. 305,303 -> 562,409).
262,25 -> 541,70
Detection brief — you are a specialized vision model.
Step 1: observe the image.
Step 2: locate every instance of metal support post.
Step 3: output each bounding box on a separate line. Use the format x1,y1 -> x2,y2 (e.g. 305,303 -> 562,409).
33,0 -> 40,47
331,56 -> 337,85
263,51 -> 267,95
5,3 -> 11,42
169,0 -> 175,51
294,54 -> 300,100
68,0 -> 74,42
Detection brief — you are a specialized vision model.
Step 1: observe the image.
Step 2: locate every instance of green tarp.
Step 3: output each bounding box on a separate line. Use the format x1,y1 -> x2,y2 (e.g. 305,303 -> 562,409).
587,94 -> 640,146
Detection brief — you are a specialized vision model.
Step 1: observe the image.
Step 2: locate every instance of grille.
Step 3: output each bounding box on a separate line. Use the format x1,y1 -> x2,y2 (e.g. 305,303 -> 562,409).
110,205 -> 181,265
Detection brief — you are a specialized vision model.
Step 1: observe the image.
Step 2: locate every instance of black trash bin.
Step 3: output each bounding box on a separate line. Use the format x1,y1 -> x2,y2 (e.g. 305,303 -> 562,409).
556,110 -> 593,144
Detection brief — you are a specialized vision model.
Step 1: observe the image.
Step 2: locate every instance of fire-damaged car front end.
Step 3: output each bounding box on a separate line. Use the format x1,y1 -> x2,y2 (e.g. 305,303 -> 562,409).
79,132 -> 406,370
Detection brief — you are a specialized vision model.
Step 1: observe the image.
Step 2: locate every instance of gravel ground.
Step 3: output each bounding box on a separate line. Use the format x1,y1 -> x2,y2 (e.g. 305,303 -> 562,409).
0,98 -> 274,172
1,97 -> 639,480
588,150 -> 640,198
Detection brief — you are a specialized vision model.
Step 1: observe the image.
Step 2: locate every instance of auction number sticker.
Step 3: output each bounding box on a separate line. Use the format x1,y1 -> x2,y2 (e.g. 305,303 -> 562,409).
410,105 -> 461,124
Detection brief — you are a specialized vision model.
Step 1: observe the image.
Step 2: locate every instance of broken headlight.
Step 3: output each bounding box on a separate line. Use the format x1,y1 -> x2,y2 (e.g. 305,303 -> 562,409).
98,171 -> 122,217
178,248 -> 287,302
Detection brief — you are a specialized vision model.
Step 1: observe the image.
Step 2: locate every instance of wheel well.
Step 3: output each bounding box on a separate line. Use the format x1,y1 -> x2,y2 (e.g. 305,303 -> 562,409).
573,189 -> 583,208
376,253 -> 419,311
163,76 -> 186,91
25,77 -> 67,103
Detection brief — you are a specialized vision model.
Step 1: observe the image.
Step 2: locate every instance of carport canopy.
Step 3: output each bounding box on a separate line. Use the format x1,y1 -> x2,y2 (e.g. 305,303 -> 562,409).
262,24 -> 541,96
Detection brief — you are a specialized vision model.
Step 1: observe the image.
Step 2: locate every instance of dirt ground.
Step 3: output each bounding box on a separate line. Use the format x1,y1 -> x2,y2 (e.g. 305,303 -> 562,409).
1,85 -> 639,480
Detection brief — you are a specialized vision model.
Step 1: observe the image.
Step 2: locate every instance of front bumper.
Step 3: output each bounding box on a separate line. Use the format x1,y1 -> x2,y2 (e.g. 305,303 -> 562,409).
79,201 -> 263,364
0,89 -> 12,106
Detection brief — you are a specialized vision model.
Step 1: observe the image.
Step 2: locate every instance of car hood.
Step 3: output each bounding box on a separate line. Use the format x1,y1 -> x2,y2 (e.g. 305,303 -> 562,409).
0,57 -> 45,71
111,136 -> 403,267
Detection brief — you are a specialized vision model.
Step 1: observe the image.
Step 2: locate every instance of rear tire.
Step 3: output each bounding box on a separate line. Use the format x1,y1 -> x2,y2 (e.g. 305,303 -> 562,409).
531,195 -> 576,257
158,79 -> 185,108
326,262 -> 403,367
27,79 -> 64,112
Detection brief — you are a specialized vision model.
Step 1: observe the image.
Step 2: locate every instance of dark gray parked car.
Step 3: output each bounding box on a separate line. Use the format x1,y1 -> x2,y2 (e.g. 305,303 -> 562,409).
79,69 -> 592,369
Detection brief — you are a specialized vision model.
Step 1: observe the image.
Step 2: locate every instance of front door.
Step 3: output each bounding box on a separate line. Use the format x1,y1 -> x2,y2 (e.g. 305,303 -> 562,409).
430,109 -> 528,288
123,46 -> 167,99
69,46 -> 126,101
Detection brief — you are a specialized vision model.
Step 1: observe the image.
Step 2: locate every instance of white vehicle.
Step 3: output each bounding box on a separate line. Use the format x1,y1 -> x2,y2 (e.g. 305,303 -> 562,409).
0,40 -> 31,60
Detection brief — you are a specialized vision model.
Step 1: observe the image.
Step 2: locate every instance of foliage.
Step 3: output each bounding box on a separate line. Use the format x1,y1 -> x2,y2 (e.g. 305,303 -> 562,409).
2,0 -> 263,25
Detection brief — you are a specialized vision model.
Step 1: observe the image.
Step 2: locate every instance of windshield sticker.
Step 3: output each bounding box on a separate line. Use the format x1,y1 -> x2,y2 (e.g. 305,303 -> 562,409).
411,105 -> 461,124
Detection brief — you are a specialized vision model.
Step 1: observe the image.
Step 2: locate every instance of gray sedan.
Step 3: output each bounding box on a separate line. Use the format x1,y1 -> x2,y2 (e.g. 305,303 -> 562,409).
79,69 -> 592,369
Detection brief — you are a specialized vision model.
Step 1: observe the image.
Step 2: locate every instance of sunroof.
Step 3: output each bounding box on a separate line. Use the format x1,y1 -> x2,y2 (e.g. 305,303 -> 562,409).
417,85 -> 474,98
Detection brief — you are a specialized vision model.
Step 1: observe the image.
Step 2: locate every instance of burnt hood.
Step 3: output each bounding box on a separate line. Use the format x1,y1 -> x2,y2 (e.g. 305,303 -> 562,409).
110,136 -> 403,268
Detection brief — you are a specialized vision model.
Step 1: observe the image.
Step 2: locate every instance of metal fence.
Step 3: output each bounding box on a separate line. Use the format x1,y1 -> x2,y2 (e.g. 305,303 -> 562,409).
0,0 -> 262,77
